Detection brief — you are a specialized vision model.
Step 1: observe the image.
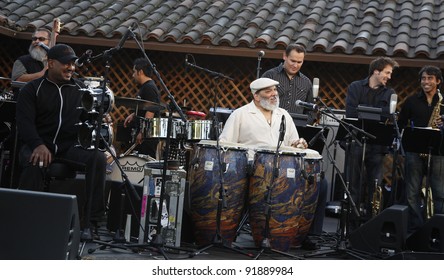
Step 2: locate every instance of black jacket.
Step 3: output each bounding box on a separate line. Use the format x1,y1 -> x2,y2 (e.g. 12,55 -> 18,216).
16,75 -> 88,154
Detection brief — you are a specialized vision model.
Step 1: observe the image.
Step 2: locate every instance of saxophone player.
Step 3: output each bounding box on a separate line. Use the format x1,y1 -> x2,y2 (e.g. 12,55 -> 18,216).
398,65 -> 444,233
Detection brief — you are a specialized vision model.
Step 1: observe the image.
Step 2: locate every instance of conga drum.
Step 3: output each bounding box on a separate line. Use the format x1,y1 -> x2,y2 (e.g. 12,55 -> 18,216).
248,147 -> 322,251
293,148 -> 323,246
248,146 -> 306,252
188,140 -> 249,245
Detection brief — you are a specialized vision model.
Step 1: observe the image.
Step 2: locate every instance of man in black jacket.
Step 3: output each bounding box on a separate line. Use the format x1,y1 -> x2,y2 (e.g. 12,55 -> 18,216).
16,44 -> 107,226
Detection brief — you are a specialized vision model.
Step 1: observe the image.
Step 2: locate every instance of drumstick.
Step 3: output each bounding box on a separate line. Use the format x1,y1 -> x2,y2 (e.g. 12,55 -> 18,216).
121,142 -> 138,157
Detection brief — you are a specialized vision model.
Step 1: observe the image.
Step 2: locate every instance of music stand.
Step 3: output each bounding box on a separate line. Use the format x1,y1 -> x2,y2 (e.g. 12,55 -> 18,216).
337,118 -> 394,217
336,118 -> 394,147
401,127 -> 442,156
402,127 -> 443,220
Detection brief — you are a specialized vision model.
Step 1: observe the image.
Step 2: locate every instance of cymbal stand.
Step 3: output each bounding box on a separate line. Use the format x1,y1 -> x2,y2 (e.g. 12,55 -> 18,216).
254,117 -> 303,260
185,56 -> 252,258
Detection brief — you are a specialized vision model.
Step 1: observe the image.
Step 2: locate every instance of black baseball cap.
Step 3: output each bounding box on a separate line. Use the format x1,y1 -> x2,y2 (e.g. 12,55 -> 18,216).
47,44 -> 78,64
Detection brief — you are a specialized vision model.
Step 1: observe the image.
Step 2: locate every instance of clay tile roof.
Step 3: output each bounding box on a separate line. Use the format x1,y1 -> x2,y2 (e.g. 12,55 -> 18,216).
1,0 -> 443,61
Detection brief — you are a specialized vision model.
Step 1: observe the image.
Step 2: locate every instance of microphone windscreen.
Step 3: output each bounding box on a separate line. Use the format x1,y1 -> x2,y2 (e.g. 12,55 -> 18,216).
389,93 -> 397,114
313,78 -> 319,99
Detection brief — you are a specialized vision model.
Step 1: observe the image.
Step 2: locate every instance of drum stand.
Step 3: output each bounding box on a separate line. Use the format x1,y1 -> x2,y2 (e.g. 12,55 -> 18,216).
78,43 -> 152,256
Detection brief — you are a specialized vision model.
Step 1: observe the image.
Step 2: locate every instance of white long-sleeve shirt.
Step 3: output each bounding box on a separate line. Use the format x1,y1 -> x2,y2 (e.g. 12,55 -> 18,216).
219,101 -> 300,160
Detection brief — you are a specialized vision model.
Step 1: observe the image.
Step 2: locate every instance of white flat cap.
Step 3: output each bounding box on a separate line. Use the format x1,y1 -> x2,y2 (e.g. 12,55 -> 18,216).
250,78 -> 279,94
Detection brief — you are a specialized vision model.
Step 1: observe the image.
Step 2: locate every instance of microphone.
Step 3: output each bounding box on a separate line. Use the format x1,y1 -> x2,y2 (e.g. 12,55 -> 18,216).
389,93 -> 398,114
295,100 -> 319,111
258,50 -> 265,58
184,54 -> 189,72
37,42 -> 49,52
312,78 -> 319,100
75,49 -> 93,67
279,115 -> 286,141
308,127 -> 327,147
117,22 -> 136,50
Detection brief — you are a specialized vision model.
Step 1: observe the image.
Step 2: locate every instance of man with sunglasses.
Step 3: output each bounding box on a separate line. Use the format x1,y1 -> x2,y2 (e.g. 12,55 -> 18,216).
11,28 -> 51,99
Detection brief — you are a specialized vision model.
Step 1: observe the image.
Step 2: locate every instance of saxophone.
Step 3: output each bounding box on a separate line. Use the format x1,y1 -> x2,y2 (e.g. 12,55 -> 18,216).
420,90 -> 443,158
371,179 -> 383,217
428,89 -> 443,128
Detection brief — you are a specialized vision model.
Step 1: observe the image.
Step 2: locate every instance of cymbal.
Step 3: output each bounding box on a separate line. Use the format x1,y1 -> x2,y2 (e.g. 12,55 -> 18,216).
114,96 -> 166,111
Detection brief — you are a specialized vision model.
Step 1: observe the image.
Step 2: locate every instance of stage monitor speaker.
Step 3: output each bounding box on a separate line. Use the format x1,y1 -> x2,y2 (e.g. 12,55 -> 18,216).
0,188 -> 80,260
349,204 -> 408,255
405,214 -> 444,252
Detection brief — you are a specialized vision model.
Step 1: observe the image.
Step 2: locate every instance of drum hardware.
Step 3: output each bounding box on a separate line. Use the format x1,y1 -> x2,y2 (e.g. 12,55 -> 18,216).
107,34 -> 194,259
76,41 -> 143,250
77,122 -> 113,151
80,87 -> 115,114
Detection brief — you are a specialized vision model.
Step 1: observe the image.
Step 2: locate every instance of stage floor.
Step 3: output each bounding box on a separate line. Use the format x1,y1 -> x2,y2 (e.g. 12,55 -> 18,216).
78,216 -> 366,260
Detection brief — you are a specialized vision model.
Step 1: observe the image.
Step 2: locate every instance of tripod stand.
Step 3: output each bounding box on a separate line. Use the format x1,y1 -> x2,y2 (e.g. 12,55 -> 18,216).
185,57 -> 253,258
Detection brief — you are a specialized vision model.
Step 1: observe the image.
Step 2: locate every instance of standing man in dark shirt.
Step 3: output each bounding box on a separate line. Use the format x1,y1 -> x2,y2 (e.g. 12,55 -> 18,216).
262,43 -> 317,124
124,58 -> 161,159
345,56 -> 399,228
397,65 -> 444,232
16,44 -> 107,227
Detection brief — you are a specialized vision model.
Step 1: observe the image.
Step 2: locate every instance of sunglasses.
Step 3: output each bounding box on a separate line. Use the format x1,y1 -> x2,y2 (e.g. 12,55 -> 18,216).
32,36 -> 49,42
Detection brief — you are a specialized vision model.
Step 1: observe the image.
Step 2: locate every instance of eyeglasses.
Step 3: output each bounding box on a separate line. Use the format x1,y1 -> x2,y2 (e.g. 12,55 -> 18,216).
31,36 -> 49,42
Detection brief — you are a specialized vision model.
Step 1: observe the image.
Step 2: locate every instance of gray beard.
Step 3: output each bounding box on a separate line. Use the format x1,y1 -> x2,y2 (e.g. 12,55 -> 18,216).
29,44 -> 47,62
260,97 -> 279,111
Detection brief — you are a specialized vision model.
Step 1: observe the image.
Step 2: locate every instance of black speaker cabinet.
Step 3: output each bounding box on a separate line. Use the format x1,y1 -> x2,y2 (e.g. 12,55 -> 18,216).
406,214 -> 444,253
349,204 -> 408,255
0,188 -> 80,260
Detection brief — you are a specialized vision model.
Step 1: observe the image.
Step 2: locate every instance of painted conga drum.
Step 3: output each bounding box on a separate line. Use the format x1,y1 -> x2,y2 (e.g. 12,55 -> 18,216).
248,146 -> 306,252
188,140 -> 249,245
293,148 -> 323,246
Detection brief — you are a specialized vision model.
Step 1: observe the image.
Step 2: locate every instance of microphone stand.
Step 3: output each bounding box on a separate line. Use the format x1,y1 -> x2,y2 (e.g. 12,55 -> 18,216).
186,59 -> 252,258
80,47 -> 112,243
304,101 -> 374,259
388,112 -> 404,206
256,53 -> 263,79
316,99 -> 374,219
79,43 -> 145,256
131,30 -> 196,259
